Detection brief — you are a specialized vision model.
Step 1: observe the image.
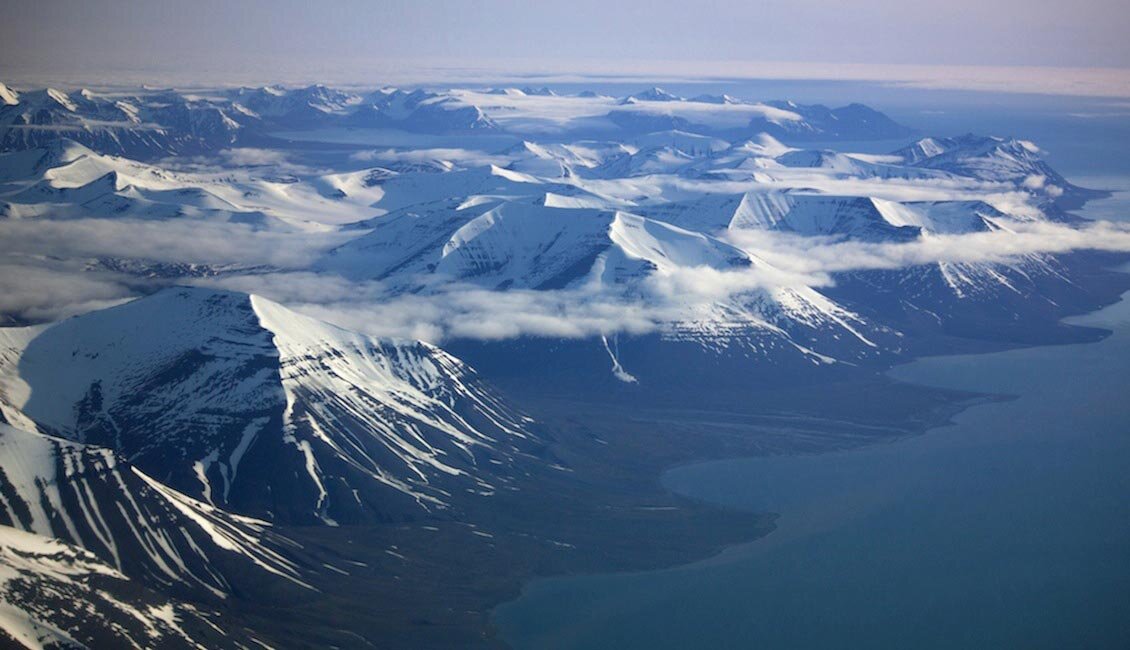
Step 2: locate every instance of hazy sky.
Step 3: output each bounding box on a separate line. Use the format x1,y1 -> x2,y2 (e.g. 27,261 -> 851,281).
2,0 -> 1129,84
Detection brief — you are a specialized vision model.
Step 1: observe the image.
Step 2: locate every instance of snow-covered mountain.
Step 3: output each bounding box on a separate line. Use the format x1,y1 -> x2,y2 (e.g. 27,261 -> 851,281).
0,83 -> 914,162
1,288 -> 537,526
620,87 -> 685,103
348,88 -> 499,132
0,84 -> 501,159
640,191 -> 923,241
502,140 -> 621,177
0,525 -> 268,649
0,423 -> 309,598
0,83 -> 18,106
1,77 -> 1126,649
440,87 -> 913,140
0,87 -> 248,159
341,163 -> 593,216
893,135 -> 1106,206
326,202 -> 748,288
0,140 -> 282,227
755,101 -> 914,140
0,139 -> 390,230
321,200 -> 894,364
232,83 -> 361,126
0,81 -> 1114,371
1,88 -> 1103,372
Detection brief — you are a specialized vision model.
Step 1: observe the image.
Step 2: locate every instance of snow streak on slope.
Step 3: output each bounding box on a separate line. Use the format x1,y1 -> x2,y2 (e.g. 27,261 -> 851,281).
0,525 -> 267,649
250,294 -> 535,524
0,423 -> 309,597
321,200 -> 895,363
3,288 -> 537,525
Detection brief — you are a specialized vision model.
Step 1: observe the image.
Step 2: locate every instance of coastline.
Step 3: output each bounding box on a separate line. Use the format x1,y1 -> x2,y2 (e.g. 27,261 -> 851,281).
486,383 -> 991,648
489,278 -> 1130,650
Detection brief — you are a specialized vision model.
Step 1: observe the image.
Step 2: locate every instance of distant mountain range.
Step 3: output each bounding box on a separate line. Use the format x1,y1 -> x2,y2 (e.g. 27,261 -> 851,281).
0,82 -> 915,159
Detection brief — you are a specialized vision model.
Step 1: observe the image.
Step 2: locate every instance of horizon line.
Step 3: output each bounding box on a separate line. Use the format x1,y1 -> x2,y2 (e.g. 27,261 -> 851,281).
4,58 -> 1130,99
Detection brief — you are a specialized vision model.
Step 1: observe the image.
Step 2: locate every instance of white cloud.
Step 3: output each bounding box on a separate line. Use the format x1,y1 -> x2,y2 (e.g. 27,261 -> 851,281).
198,220 -> 1130,343
220,147 -> 292,167
0,261 -> 134,322
3,201 -> 1129,342
349,147 -> 509,168
725,221 -> 1130,275
0,218 -> 351,268
192,272 -> 662,343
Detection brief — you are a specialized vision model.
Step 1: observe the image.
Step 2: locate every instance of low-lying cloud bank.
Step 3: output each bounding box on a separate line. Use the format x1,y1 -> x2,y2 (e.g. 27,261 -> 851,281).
194,272 -> 662,342
0,217 -> 350,323
204,221 -> 1130,343
726,220 -> 1130,275
2,218 -> 1129,338
0,218 -> 351,269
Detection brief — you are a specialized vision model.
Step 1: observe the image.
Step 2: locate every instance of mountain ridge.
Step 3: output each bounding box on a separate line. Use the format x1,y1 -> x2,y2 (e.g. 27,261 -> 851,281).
2,287 -> 541,526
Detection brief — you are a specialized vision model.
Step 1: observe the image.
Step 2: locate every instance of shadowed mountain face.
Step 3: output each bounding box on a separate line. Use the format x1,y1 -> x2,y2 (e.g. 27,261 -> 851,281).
0,87 -> 246,159
0,525 -> 271,649
4,288 -> 539,526
0,422 -> 310,599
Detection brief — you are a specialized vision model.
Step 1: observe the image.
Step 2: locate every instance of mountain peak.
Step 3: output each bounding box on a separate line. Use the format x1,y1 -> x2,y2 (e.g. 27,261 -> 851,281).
6,287 -> 538,525
622,87 -> 683,103
690,93 -> 741,104
520,86 -> 556,96
0,81 -> 18,106
43,87 -> 78,111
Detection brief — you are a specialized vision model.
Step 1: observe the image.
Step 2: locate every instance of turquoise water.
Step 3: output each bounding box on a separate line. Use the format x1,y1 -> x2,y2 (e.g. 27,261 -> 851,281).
495,291 -> 1130,649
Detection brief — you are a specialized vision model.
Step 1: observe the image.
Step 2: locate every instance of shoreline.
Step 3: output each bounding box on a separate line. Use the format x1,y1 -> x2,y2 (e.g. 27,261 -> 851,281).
487,387 -> 990,647
488,280 -> 1130,649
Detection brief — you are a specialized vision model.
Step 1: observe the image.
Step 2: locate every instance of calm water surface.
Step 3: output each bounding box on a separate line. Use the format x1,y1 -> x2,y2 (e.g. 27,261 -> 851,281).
495,285 -> 1130,650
